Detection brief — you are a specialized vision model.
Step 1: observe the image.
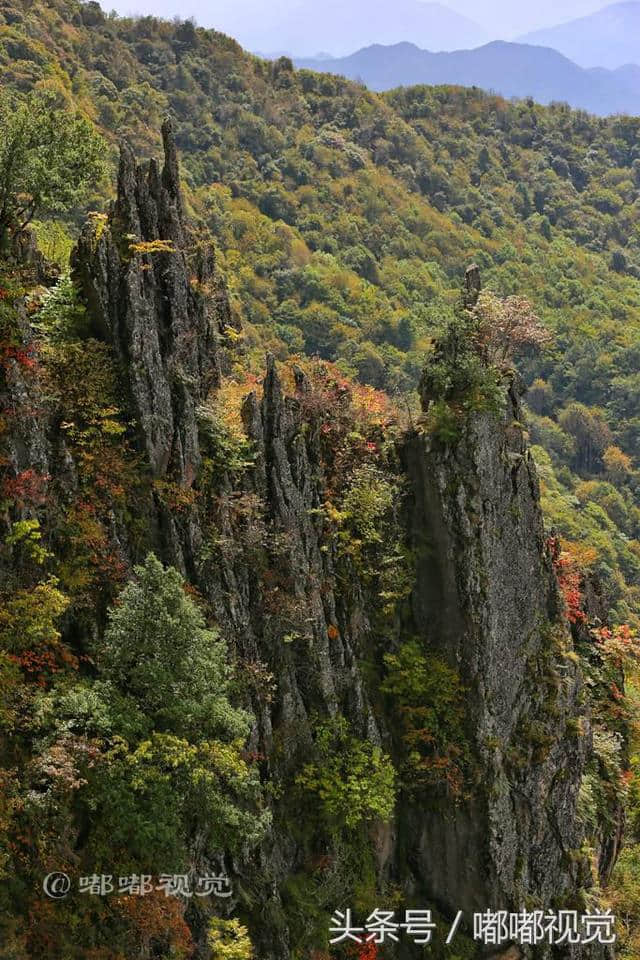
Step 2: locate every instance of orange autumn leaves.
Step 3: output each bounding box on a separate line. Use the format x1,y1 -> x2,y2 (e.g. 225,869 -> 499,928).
550,536 -> 640,664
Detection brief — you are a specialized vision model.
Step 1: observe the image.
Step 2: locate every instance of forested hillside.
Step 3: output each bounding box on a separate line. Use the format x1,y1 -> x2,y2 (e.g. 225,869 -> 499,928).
3,0 -> 640,629
1,0 -> 640,957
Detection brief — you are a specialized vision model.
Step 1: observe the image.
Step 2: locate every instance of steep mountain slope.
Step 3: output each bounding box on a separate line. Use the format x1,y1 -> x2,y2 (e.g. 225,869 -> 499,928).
0,121 -> 624,959
521,1 -> 640,69
296,39 -> 640,113
2,0 -> 640,631
1,0 -> 640,956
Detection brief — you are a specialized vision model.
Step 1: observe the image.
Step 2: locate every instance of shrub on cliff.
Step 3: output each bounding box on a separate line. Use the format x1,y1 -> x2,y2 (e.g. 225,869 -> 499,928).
296,716 -> 396,831
382,639 -> 470,797
208,917 -> 254,960
419,272 -> 548,438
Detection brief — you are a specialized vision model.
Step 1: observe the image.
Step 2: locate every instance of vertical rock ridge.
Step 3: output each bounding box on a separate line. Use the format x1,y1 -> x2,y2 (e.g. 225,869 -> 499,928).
72,121 -> 228,484
402,376 -> 611,958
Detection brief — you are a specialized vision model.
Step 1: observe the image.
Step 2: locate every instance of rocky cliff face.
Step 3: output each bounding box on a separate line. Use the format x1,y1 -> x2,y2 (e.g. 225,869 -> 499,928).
2,127 -> 620,959
402,378 -> 600,956
73,120 -> 235,485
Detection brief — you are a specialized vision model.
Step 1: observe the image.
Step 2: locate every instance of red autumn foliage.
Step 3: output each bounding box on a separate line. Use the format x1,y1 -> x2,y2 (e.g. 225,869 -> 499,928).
293,360 -> 397,434
308,853 -> 332,872
114,891 -> 193,957
1,467 -> 50,507
241,749 -> 266,764
620,768 -> 634,788
548,537 -> 587,625
347,942 -> 380,960
0,402 -> 42,422
0,342 -> 39,371
10,643 -> 79,687
26,898 -> 111,956
610,681 -> 625,701
286,360 -> 399,497
591,623 -> 640,668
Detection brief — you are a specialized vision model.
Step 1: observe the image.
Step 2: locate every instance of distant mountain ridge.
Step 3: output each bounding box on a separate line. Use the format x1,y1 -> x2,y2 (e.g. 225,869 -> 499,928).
296,40 -> 640,116
234,0 -> 488,57
520,2 -> 640,69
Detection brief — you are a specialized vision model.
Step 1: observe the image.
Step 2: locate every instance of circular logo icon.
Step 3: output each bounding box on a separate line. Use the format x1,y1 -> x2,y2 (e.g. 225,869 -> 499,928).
43,872 -> 71,899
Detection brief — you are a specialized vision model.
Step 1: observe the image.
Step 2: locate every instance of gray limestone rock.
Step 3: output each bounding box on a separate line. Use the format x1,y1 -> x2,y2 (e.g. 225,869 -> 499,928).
1,129 -> 619,960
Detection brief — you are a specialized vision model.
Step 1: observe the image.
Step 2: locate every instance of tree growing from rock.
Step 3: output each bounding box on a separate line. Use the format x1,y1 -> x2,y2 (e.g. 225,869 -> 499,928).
470,289 -> 550,366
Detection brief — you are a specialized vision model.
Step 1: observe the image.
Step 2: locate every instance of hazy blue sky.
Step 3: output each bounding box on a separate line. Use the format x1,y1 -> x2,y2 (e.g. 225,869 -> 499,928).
105,0 -> 612,50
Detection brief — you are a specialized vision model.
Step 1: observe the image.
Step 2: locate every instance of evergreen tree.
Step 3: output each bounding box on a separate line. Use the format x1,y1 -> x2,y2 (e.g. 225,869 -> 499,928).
102,552 -> 250,741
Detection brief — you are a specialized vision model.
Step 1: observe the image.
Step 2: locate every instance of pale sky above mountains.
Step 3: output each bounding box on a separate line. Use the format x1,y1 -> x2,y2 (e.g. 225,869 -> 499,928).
105,0 -> 611,47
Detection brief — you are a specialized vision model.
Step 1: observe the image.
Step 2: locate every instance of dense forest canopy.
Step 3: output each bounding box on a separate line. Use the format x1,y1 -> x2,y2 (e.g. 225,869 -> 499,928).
1,0 -> 640,956
2,0 -> 639,629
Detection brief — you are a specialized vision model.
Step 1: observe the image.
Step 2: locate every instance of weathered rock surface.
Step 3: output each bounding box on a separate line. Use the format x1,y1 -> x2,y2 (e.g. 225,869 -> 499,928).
73,119 -> 235,484
2,127 -> 619,958
402,377 -> 607,957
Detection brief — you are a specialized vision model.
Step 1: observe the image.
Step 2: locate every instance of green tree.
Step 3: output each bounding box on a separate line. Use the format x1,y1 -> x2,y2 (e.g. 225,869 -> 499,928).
558,402 -> 613,473
0,90 -> 106,251
418,282 -> 503,416
35,273 -> 91,341
32,554 -> 269,872
101,552 -> 250,740
527,378 -> 554,416
295,716 -> 396,830
208,917 -> 254,960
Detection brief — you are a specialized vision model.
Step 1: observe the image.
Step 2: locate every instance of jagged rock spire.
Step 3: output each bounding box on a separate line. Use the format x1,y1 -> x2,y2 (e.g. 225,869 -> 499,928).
464,262 -> 481,309
160,117 -> 184,223
72,125 -> 232,481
